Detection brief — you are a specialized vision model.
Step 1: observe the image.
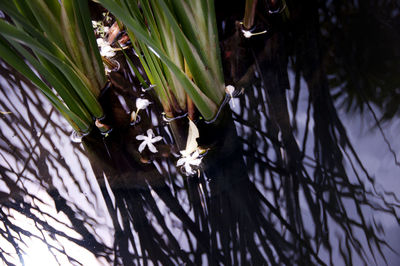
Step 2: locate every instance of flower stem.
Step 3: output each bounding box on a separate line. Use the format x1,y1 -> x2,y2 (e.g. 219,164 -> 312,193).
131,108 -> 140,122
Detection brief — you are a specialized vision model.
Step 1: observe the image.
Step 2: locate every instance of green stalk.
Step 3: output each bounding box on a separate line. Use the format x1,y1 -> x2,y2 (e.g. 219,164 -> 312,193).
243,0 -> 257,29
151,4 -> 186,109
169,0 -> 225,98
206,0 -> 225,88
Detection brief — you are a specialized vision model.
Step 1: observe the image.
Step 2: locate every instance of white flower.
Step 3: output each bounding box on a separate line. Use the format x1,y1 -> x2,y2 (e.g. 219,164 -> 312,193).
225,85 -> 235,95
131,98 -> 151,122
136,129 -> 163,153
241,29 -> 267,39
100,45 -> 116,58
177,150 -> 202,175
225,85 -> 236,107
97,38 -> 104,46
242,30 -> 253,38
93,20 -> 110,37
136,98 -> 151,110
97,38 -> 116,58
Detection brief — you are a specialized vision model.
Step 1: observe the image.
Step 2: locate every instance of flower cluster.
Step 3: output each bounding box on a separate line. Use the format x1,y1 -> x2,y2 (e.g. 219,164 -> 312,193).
177,149 -> 203,175
136,129 -> 163,153
133,103 -> 204,176
96,38 -> 116,58
92,20 -> 110,38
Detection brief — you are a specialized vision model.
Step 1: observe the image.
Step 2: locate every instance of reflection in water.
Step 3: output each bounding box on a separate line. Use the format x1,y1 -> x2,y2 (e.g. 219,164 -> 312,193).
1,0 -> 400,265
319,0 -> 400,120
0,62 -> 113,265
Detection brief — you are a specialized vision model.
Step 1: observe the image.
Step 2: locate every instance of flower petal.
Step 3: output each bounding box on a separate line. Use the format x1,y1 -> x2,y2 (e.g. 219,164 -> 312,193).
136,135 -> 146,140
151,136 -> 163,143
138,141 -> 147,153
176,158 -> 186,166
96,38 -> 105,46
136,98 -> 151,110
242,30 -> 252,38
225,85 -> 235,94
190,158 -> 202,166
146,129 -> 154,137
189,151 -> 200,160
101,46 -> 116,57
147,143 -> 158,153
180,149 -> 190,157
184,163 -> 194,175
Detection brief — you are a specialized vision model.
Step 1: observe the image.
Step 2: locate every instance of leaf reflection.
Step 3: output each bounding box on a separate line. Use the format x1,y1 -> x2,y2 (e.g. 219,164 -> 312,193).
0,61 -> 113,265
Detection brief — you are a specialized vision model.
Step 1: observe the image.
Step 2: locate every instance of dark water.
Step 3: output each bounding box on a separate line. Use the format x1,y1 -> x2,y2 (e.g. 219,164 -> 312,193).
1,1 -> 400,265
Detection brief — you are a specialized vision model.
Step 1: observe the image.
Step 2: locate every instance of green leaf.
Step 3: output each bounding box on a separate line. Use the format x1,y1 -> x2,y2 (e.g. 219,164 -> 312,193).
12,0 -> 40,28
60,0 -> 103,96
0,20 -> 104,118
9,39 -> 93,126
74,0 -> 106,90
155,0 -> 224,104
0,37 -> 91,132
97,0 -> 218,119
24,0 -> 67,51
118,43 -> 148,88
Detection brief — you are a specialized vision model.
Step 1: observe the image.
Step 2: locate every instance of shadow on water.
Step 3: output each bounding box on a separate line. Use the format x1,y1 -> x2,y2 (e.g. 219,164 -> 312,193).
1,0 -> 400,265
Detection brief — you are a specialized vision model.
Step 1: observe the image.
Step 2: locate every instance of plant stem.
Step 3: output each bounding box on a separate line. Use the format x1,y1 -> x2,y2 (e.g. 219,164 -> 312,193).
131,109 -> 140,122
243,0 -> 258,29
187,95 -> 195,120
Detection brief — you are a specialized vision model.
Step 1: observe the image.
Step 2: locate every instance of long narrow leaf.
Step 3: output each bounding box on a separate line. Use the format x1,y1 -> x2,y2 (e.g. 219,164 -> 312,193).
12,0 -> 40,28
25,0 -> 67,52
0,38 -> 91,132
0,20 -> 104,118
155,0 -> 224,104
60,0 -> 102,96
9,40 -> 93,126
74,0 -> 106,90
118,43 -> 148,88
97,0 -> 218,119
